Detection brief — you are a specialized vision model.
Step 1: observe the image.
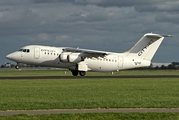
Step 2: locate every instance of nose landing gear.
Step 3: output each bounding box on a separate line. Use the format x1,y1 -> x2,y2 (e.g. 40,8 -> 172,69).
15,63 -> 20,69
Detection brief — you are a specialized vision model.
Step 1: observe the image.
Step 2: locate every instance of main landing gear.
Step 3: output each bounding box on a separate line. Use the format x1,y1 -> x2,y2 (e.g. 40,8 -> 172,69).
71,70 -> 86,76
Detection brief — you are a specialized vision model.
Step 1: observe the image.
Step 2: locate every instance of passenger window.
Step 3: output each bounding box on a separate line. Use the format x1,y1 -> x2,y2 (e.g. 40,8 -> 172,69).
27,49 -> 30,53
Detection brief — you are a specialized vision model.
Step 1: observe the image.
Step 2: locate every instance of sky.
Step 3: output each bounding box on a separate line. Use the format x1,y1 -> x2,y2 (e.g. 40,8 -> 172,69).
1,0 -> 179,64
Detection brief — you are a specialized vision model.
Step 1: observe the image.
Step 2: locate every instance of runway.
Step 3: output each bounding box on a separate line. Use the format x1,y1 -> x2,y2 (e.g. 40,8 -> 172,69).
0,75 -> 179,80
1,108 -> 179,116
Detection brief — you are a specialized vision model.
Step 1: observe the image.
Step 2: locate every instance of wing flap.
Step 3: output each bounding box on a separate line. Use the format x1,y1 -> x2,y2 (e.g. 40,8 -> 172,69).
63,47 -> 108,57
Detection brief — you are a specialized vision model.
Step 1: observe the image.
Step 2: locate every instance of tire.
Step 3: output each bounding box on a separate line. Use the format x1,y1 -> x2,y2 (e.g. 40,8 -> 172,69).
72,70 -> 78,76
79,71 -> 86,76
15,65 -> 19,69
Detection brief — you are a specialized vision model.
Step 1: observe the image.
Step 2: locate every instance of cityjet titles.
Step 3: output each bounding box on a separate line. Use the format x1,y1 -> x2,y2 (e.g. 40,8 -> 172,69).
41,49 -> 56,53
138,39 -> 155,56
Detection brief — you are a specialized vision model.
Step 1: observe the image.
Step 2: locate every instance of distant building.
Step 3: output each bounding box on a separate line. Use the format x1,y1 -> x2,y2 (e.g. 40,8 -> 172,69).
151,63 -> 171,68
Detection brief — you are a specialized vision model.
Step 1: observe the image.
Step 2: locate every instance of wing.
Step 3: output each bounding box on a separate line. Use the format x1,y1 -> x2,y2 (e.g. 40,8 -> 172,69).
63,47 -> 108,57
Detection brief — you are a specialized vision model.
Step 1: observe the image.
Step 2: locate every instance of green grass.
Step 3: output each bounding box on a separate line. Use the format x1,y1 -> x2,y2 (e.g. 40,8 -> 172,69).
0,69 -> 179,76
0,78 -> 179,110
0,70 -> 179,119
1,113 -> 179,120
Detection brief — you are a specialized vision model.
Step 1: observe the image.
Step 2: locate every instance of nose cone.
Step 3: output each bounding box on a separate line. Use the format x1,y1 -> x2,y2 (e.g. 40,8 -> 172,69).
6,52 -> 20,62
6,53 -> 14,60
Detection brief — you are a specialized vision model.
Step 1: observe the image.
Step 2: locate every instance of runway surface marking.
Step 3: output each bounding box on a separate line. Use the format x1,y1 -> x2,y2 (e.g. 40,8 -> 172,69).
1,108 -> 179,116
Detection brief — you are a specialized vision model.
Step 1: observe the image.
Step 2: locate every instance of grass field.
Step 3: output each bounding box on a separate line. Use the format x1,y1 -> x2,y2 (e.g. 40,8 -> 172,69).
0,70 -> 179,119
1,78 -> 179,110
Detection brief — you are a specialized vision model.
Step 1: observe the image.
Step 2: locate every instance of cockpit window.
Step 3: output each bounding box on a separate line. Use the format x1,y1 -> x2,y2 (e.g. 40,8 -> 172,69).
23,49 -> 27,52
18,49 -> 23,51
18,49 -> 30,53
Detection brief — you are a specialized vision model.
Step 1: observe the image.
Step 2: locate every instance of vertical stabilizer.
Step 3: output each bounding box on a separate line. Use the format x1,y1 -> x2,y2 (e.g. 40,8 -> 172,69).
126,33 -> 171,60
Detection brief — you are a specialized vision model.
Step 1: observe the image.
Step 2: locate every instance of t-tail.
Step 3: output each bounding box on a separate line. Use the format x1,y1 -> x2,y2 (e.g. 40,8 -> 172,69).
126,33 -> 172,61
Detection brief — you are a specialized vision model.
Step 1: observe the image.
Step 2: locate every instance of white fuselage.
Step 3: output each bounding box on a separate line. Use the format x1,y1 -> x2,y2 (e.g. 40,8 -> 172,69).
6,45 -> 150,72
6,33 -> 171,76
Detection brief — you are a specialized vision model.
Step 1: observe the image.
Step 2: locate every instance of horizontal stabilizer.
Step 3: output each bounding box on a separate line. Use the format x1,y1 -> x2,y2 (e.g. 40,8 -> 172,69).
145,33 -> 172,38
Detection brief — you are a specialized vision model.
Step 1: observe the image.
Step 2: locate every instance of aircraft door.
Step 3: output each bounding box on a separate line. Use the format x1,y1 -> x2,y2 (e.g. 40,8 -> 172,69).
20,51 -> 23,62
118,56 -> 123,68
34,47 -> 40,59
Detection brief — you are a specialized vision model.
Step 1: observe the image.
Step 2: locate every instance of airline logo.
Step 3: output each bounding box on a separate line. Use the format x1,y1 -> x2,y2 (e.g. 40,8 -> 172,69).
138,39 -> 155,56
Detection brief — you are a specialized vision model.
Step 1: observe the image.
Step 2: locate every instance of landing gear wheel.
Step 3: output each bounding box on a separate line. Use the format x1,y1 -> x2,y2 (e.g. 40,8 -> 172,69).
15,65 -> 19,69
79,71 -> 86,76
72,70 -> 78,76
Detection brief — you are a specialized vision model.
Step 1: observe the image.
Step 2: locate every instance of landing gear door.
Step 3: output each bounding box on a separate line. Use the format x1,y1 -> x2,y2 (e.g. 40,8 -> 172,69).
118,56 -> 123,68
34,47 -> 40,59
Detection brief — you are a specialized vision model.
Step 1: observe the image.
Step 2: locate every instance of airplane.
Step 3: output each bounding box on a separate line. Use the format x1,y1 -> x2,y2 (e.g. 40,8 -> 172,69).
6,33 -> 171,76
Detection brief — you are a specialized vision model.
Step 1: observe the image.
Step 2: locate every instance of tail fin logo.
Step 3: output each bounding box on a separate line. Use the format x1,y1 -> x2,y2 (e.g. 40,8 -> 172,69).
138,39 -> 155,56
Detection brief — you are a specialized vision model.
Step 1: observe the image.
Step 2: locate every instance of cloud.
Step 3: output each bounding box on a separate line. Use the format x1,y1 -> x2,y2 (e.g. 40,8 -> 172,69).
55,35 -> 72,42
1,0 -> 179,63
0,7 -> 43,37
31,0 -> 178,9
0,8 -> 38,25
156,13 -> 179,24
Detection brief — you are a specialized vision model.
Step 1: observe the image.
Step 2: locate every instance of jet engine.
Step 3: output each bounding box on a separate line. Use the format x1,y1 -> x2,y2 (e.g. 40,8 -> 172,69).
59,52 -> 82,63
59,52 -> 71,62
68,53 -> 82,63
